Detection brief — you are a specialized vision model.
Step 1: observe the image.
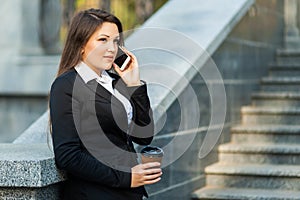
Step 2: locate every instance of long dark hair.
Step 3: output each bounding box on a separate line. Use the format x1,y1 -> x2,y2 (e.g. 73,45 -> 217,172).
48,9 -> 124,139
57,8 -> 124,77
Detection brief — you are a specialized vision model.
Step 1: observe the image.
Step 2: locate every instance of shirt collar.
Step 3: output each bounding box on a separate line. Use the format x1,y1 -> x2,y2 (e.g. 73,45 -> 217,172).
75,61 -> 114,84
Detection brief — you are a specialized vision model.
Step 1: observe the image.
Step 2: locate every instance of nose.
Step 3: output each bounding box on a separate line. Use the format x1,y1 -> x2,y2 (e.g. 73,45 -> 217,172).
107,41 -> 117,53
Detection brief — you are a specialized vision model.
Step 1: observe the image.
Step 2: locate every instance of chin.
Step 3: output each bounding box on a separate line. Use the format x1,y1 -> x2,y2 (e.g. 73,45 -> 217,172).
105,64 -> 113,70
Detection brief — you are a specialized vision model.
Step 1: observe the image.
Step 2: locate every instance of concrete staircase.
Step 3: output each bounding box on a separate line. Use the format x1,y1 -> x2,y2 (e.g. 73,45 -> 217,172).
191,49 -> 300,199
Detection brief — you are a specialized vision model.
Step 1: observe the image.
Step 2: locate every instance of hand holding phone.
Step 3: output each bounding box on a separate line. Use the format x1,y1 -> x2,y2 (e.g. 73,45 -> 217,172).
113,47 -> 141,87
114,46 -> 131,71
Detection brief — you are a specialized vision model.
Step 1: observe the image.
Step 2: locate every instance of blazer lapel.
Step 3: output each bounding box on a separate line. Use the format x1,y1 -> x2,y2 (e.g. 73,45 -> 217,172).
110,72 -> 130,100
79,72 -> 129,137
86,78 -> 126,113
86,79 -> 112,102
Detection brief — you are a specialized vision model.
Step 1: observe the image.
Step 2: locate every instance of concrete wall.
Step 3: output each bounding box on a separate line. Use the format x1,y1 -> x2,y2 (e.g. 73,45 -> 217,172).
147,0 -> 285,199
214,0 -> 284,124
0,96 -> 48,142
0,0 -> 60,142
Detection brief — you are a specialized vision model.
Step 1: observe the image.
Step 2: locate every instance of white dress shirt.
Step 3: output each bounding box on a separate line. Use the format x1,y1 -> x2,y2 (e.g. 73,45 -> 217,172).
75,62 -> 133,125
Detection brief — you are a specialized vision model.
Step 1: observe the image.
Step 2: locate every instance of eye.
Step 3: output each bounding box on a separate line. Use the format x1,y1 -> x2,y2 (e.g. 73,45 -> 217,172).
98,38 -> 108,43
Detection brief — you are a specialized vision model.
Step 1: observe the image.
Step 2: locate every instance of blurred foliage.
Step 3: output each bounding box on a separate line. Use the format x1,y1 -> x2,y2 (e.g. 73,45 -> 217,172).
111,0 -> 136,31
60,0 -> 168,44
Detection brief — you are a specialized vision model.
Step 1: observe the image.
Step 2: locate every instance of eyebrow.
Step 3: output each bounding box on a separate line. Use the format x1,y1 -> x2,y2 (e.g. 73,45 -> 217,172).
98,34 -> 110,38
97,34 -> 120,39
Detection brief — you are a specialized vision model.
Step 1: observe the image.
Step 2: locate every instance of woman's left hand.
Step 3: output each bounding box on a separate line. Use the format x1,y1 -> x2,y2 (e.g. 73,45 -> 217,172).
113,48 -> 142,87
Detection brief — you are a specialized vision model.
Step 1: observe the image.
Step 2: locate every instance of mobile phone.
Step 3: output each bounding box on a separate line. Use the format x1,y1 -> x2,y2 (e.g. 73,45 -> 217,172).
114,46 -> 131,71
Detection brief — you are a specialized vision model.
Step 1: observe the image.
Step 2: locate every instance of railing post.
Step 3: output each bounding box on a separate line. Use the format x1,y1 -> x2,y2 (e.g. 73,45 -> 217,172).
284,0 -> 300,49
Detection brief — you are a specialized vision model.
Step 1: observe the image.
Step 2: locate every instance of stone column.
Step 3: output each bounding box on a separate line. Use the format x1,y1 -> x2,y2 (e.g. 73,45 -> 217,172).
6,0 -> 61,56
284,0 -> 300,49
39,0 -> 61,54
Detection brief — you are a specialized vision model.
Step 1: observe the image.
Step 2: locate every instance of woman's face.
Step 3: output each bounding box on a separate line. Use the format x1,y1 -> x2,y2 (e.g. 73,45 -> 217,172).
82,22 -> 120,75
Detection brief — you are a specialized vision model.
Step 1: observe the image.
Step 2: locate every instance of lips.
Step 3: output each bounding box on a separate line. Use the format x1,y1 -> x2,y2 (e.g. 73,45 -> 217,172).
103,55 -> 114,62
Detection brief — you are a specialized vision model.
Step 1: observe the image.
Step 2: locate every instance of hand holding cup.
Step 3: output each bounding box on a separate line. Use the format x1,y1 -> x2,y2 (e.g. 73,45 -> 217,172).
131,146 -> 164,188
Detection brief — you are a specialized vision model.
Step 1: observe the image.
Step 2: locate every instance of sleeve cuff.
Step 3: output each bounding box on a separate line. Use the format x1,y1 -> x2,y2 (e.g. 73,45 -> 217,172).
116,169 -> 132,188
126,80 -> 147,96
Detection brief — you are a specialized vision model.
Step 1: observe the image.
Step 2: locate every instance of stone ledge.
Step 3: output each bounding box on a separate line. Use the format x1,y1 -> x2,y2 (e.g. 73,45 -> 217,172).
0,184 -> 61,200
231,124 -> 300,134
0,143 -> 65,187
219,143 -> 300,154
261,77 -> 300,84
205,163 -> 300,177
192,187 -> 300,200
252,92 -> 300,100
269,62 -> 300,67
277,48 -> 300,56
241,106 -> 300,114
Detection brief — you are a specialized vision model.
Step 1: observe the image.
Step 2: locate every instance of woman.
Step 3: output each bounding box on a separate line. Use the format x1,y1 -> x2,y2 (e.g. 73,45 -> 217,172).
49,8 -> 162,200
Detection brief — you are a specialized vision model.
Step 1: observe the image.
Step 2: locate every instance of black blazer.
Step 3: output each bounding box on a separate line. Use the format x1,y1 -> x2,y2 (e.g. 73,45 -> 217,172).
49,68 -> 154,200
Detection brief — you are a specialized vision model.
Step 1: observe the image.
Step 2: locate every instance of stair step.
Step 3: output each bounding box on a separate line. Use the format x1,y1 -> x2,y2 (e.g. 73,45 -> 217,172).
276,49 -> 300,64
269,62 -> 300,68
231,125 -> 300,143
220,143 -> 300,154
232,124 -> 300,134
261,77 -> 300,91
251,92 -> 300,107
277,49 -> 300,57
206,163 -> 300,177
261,77 -> 300,84
219,143 -> 300,164
241,106 -> 300,125
269,64 -> 300,77
206,163 -> 300,190
192,187 -> 300,200
193,45 -> 300,199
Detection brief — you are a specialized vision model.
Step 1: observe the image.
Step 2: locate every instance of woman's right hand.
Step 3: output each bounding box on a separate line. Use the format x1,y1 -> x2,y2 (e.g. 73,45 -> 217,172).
131,162 -> 162,188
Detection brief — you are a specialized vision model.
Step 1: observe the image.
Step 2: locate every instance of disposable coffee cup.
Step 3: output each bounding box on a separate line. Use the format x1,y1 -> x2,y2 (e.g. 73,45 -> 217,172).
140,146 -> 164,164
